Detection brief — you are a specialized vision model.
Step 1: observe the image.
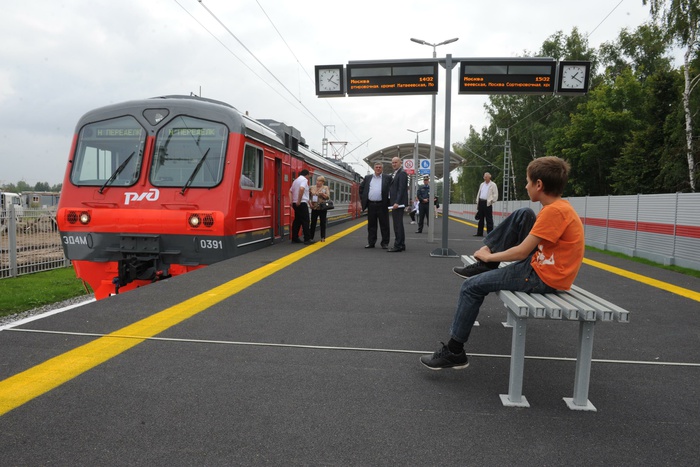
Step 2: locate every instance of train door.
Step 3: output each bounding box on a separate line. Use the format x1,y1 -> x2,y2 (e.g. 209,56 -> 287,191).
275,157 -> 282,239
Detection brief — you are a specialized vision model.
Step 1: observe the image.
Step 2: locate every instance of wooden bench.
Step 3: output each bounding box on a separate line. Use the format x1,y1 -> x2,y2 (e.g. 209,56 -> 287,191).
462,256 -> 630,412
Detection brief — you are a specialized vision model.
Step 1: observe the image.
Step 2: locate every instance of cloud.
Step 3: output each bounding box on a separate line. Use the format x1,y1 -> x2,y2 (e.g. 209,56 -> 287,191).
0,0 -> 654,185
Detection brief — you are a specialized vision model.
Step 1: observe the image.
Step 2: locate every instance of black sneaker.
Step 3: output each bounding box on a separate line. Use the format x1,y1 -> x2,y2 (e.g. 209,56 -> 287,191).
420,343 -> 469,370
452,261 -> 497,279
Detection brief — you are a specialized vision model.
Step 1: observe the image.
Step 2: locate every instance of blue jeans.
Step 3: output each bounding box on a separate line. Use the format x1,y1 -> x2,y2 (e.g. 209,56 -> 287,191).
450,208 -> 557,343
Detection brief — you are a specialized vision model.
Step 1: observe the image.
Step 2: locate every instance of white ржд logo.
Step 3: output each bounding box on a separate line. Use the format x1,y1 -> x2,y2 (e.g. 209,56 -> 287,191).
124,188 -> 160,205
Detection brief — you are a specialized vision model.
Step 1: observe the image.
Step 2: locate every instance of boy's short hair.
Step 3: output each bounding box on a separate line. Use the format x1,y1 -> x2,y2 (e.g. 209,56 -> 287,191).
527,156 -> 571,196
299,169 -> 310,176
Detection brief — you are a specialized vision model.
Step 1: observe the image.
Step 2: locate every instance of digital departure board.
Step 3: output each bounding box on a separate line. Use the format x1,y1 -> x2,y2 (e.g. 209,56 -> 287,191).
459,59 -> 556,95
346,62 -> 438,96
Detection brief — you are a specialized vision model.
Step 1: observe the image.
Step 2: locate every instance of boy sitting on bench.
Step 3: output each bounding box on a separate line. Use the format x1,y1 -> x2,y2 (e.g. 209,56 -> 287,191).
421,156 -> 585,370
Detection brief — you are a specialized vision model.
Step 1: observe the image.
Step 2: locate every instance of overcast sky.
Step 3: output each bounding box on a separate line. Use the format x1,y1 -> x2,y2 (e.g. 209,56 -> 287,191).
0,0 -> 658,186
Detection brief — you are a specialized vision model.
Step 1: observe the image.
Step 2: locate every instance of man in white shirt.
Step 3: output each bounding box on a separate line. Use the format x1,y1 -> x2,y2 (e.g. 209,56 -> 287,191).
475,172 -> 498,236
290,169 -> 314,244
360,162 -> 390,248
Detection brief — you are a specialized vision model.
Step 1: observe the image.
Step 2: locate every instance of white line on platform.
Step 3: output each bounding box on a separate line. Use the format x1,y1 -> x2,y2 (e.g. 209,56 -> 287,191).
6,328 -> 700,368
0,298 -> 96,332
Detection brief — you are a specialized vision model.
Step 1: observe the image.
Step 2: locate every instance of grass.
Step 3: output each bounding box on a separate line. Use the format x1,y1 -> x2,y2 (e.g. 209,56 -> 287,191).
0,267 -> 91,318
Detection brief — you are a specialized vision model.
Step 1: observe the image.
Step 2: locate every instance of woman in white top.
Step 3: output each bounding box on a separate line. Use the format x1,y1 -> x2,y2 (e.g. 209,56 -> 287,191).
309,176 -> 330,242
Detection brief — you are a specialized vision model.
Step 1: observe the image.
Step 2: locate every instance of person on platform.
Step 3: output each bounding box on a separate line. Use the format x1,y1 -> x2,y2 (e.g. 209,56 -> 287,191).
309,175 -> 330,243
360,162 -> 391,249
434,196 -> 440,218
290,169 -> 314,245
421,156 -> 584,370
387,156 -> 408,252
474,172 -> 498,236
409,197 -> 419,224
415,175 -> 430,233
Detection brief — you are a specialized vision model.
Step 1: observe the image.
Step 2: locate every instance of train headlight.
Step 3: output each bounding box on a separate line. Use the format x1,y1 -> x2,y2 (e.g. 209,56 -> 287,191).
188,214 -> 201,228
79,211 -> 91,225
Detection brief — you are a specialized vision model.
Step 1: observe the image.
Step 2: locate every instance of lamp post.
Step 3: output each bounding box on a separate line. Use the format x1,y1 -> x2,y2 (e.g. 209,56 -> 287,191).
407,128 -> 427,205
410,37 -> 458,242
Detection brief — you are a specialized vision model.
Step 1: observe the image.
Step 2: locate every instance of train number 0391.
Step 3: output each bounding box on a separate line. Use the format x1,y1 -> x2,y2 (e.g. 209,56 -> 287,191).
200,239 -> 224,249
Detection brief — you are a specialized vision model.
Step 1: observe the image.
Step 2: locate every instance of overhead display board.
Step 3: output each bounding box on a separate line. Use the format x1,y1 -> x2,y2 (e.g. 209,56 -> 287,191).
345,62 -> 438,96
459,59 -> 556,95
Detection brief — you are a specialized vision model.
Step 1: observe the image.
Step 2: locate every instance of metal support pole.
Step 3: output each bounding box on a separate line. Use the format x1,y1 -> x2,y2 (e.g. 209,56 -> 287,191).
428,57 -> 437,243
410,37 -> 459,243
431,54 -> 458,257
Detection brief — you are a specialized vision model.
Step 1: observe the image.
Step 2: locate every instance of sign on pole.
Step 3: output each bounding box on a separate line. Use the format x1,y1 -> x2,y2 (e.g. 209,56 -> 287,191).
403,159 -> 415,175
418,159 -> 430,175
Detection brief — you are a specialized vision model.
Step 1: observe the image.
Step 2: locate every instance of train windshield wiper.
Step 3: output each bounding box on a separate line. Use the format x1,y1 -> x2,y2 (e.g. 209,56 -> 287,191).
180,148 -> 211,195
99,151 -> 135,194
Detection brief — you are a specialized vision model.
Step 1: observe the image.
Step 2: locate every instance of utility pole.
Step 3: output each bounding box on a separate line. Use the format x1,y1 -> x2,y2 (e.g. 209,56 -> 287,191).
500,127 -> 511,216
322,125 -> 335,159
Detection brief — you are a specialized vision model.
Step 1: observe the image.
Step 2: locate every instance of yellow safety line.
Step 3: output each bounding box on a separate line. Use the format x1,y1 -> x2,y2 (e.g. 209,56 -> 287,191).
582,258 -> 700,303
0,221 -> 367,417
451,216 -> 700,302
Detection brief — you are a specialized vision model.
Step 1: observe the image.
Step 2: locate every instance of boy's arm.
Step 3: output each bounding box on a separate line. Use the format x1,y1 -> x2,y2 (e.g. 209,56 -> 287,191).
474,234 -> 540,263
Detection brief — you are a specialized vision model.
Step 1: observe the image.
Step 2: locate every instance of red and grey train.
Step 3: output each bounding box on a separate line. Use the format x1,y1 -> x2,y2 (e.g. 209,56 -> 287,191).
57,95 -> 363,299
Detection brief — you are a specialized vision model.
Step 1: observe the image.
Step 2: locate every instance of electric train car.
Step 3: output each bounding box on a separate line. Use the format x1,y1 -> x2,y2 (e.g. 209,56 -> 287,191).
57,95 -> 363,299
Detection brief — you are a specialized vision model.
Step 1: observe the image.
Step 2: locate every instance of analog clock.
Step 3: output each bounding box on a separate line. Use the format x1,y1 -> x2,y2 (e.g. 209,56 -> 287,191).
557,61 -> 590,93
315,65 -> 344,96
561,65 -> 585,89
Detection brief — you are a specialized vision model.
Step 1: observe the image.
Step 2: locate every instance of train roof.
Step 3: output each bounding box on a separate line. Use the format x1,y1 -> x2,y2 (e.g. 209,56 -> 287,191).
75,95 -> 359,180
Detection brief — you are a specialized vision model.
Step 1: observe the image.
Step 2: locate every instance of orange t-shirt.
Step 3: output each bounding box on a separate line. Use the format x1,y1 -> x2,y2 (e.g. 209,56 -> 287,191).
529,199 -> 585,290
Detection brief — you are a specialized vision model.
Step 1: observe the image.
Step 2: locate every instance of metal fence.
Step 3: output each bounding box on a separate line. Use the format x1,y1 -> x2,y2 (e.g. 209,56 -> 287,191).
449,192 -> 700,271
1,205 -> 69,279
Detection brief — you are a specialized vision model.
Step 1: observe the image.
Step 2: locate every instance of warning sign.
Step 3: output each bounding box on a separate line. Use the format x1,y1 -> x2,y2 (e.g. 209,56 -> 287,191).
403,159 -> 415,175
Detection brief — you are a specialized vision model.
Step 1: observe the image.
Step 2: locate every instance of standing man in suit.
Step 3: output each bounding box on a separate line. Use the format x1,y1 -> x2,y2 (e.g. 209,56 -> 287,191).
475,172 -> 498,237
388,156 -> 408,252
361,162 -> 391,249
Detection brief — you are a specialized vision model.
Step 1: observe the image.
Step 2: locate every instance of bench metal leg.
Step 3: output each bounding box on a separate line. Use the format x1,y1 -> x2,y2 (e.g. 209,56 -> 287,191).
563,321 -> 597,412
500,313 -> 530,408
502,306 -> 515,328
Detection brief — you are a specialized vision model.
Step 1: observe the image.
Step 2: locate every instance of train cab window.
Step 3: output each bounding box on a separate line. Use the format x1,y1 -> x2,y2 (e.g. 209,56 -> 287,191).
71,116 -> 146,186
240,144 -> 263,189
151,116 -> 227,188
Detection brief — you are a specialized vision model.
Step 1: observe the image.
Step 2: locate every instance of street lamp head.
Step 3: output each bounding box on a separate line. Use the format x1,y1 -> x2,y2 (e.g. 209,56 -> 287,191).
410,37 -> 458,48
438,37 -> 459,46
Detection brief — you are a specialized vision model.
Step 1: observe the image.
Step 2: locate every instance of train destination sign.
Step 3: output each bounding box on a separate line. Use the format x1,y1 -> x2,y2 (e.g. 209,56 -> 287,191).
345,62 -> 438,96
459,59 -> 556,95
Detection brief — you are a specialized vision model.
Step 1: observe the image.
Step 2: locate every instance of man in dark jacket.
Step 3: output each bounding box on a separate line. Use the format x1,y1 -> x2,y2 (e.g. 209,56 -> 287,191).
387,156 -> 408,252
360,162 -> 391,249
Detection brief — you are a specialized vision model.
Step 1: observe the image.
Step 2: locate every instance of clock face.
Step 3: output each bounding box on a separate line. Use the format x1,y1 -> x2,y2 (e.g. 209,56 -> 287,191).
561,65 -> 586,89
318,68 -> 341,92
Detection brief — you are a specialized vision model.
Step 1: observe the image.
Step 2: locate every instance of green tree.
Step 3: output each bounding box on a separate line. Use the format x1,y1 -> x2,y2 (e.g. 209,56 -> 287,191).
547,69 -> 645,195
599,22 -> 681,193
644,0 -> 700,191
16,180 -> 31,192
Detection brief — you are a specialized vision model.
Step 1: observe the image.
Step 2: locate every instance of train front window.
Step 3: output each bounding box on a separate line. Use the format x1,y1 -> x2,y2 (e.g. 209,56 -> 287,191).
72,116 -> 146,186
151,116 -> 227,188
